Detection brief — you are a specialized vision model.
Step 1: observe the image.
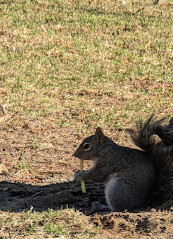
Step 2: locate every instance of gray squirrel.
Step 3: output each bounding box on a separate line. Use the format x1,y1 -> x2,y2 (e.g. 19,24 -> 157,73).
73,114 -> 173,211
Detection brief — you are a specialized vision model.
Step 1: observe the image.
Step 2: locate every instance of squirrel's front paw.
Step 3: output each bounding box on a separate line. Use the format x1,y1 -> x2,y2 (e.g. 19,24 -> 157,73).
74,170 -> 80,181
74,170 -> 84,182
73,171 -> 81,187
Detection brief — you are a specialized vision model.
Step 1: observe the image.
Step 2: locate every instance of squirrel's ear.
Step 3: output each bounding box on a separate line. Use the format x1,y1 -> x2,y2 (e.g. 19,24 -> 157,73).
95,127 -> 104,141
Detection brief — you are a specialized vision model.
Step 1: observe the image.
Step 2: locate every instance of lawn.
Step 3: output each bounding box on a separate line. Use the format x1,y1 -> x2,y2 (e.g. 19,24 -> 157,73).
0,0 -> 173,238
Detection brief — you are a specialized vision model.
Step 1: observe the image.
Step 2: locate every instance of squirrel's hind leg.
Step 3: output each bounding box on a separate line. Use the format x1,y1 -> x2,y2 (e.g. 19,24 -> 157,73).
105,175 -> 146,211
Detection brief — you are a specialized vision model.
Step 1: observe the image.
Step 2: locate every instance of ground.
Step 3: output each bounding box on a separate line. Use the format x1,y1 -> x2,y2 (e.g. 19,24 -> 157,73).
0,115 -> 173,238
0,0 -> 173,238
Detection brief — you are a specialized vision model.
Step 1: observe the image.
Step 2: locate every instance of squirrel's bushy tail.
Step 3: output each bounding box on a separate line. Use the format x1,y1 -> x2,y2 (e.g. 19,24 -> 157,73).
129,114 -> 173,204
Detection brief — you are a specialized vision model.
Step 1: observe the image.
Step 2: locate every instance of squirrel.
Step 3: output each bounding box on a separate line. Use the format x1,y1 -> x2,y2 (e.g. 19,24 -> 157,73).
73,114 -> 173,211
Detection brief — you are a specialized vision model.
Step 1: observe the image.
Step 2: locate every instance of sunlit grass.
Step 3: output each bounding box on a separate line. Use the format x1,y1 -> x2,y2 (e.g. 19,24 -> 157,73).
0,1 -> 172,131
0,208 -> 98,238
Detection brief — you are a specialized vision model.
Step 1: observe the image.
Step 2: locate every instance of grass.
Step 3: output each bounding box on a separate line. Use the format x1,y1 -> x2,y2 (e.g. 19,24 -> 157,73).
0,0 -> 173,238
0,208 -> 98,238
0,0 -> 172,131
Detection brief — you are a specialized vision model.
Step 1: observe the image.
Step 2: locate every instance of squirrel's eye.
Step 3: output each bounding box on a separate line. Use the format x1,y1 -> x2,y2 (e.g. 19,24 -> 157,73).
83,143 -> 91,151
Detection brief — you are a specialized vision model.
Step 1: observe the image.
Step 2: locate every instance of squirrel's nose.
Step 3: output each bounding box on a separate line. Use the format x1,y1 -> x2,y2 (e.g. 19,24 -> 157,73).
73,149 -> 80,158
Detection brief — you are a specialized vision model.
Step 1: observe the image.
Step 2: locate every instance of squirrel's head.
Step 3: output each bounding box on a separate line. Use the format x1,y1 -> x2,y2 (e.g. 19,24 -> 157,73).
73,127 -> 104,161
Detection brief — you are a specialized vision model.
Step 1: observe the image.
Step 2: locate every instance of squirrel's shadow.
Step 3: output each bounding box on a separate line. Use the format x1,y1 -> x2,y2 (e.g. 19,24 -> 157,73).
0,180 -> 106,215
0,181 -> 172,215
